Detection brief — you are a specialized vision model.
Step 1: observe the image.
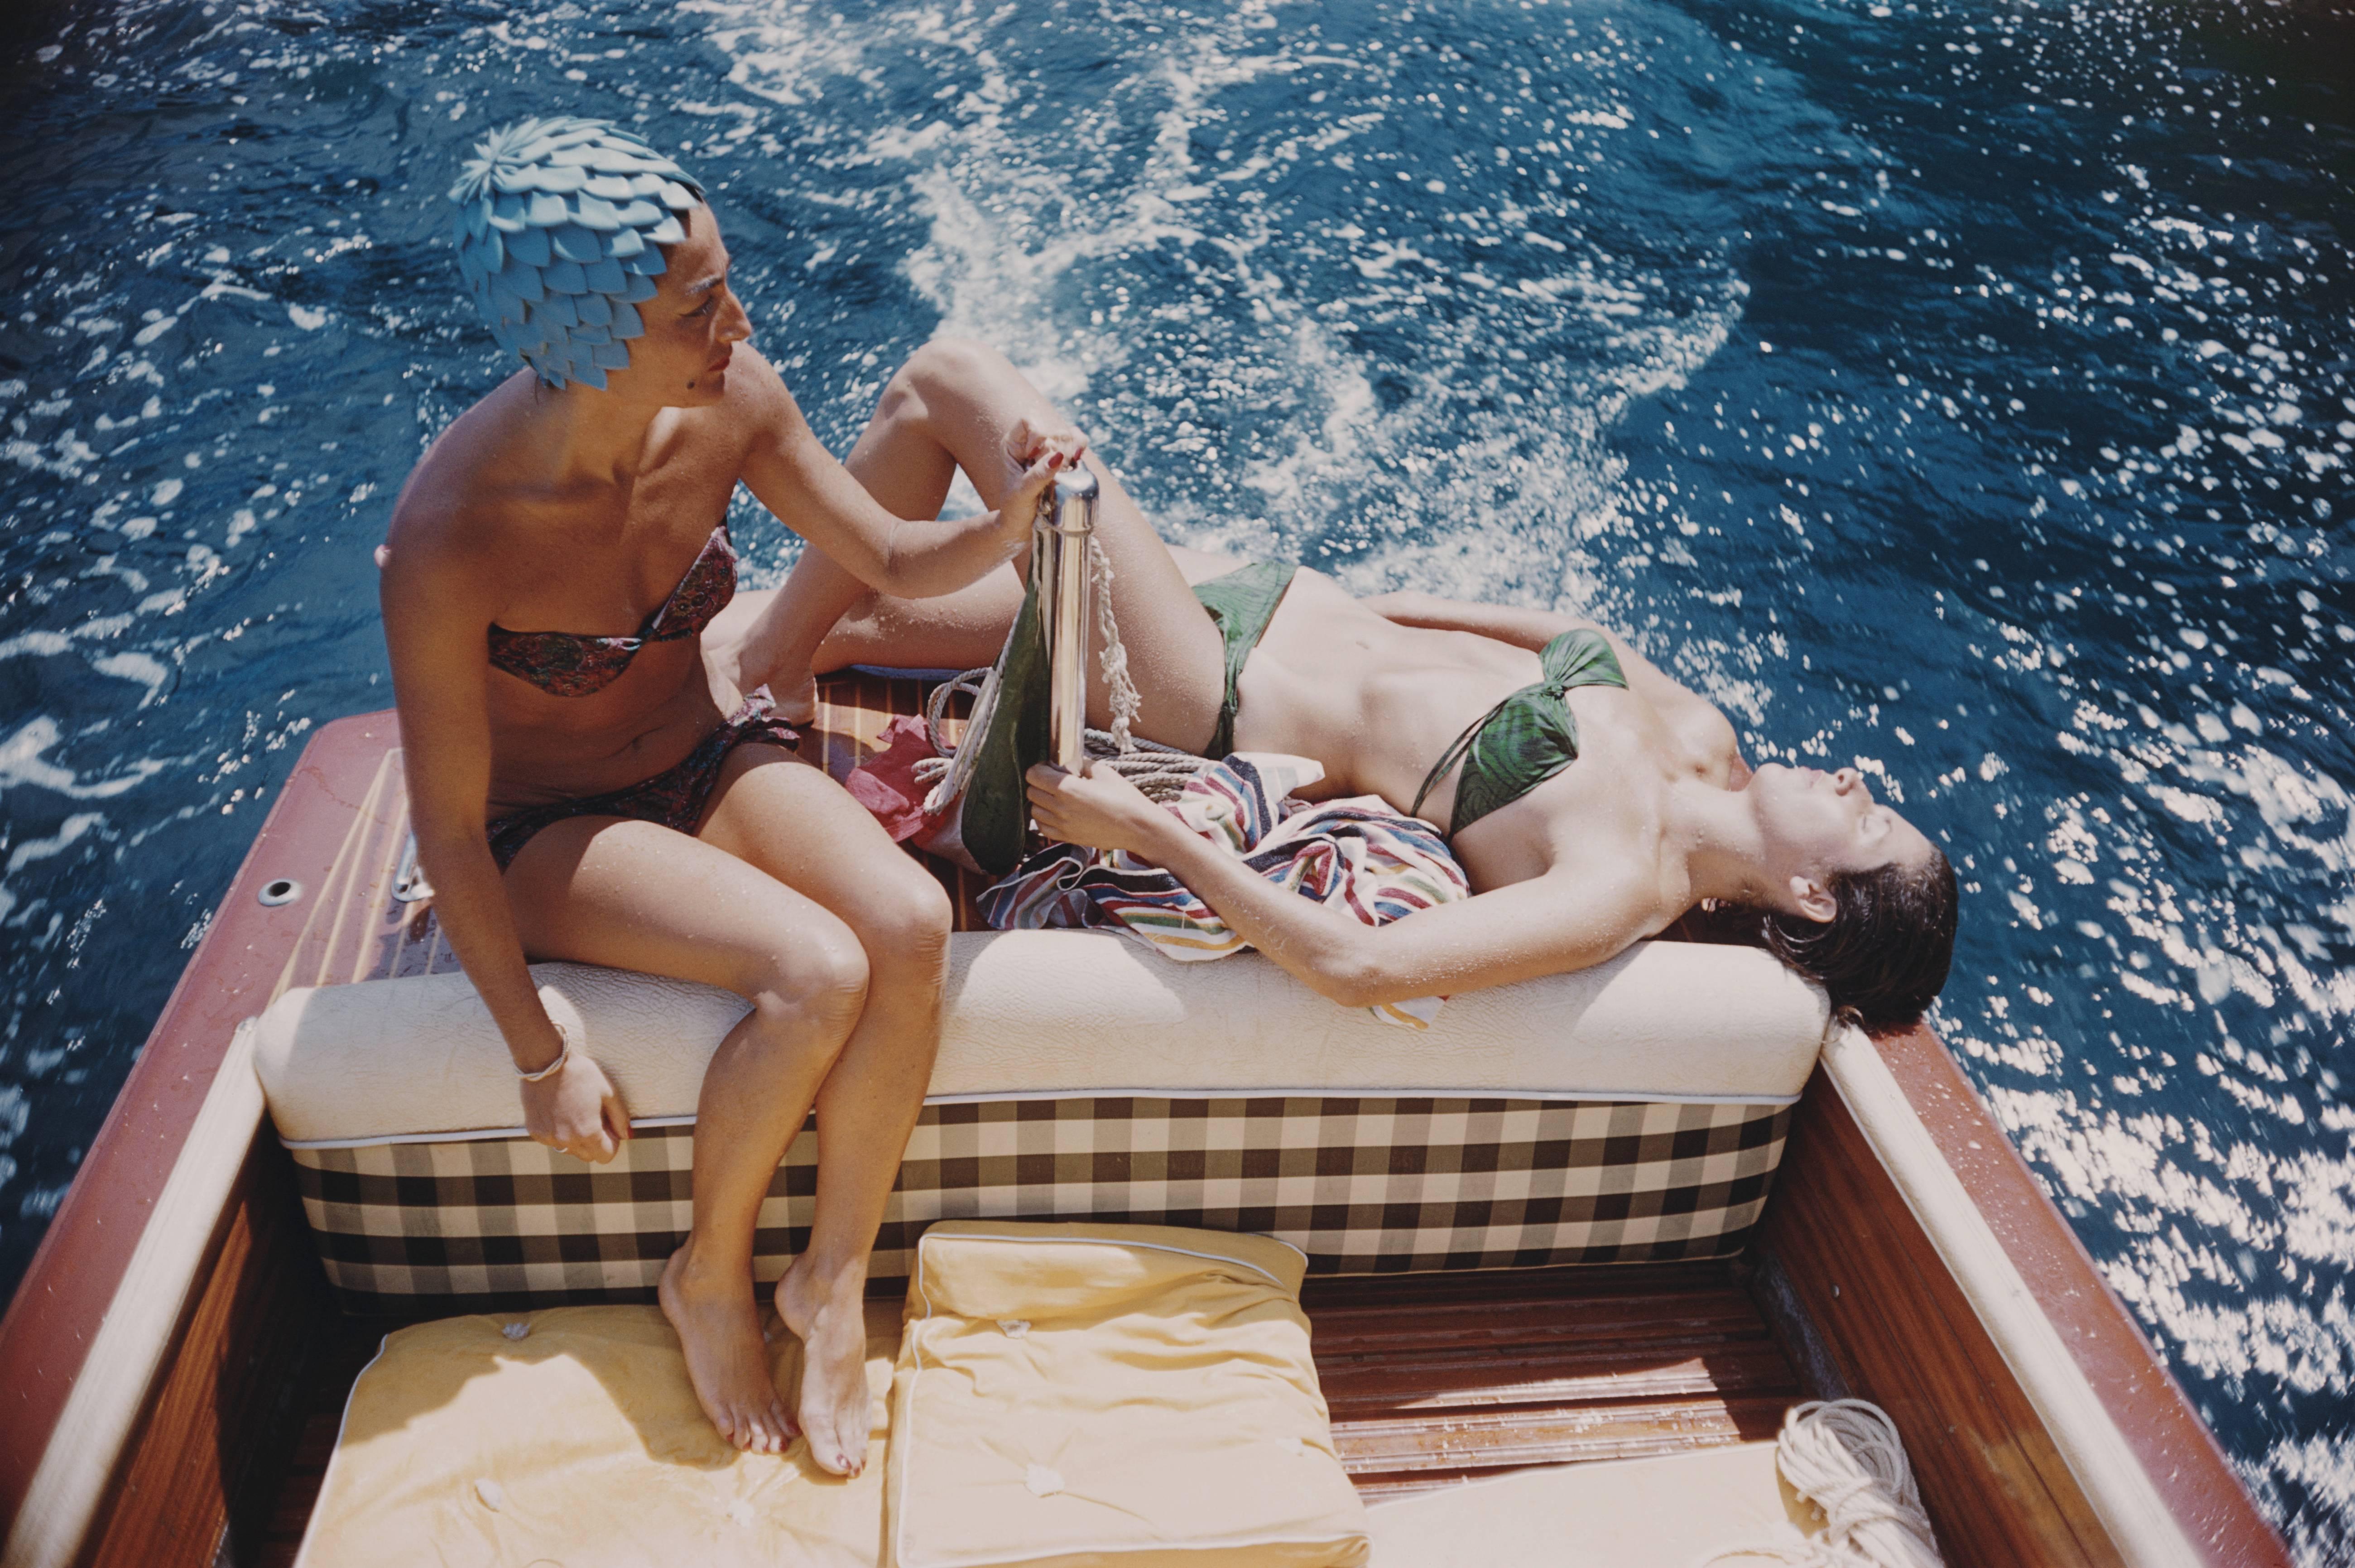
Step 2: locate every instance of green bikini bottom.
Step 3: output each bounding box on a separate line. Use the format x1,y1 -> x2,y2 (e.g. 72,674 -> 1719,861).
1190,561 -> 1298,760
1409,628 -> 1629,837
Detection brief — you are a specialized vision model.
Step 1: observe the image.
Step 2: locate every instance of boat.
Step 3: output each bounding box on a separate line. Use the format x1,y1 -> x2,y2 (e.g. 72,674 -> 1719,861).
0,669 -> 2293,1568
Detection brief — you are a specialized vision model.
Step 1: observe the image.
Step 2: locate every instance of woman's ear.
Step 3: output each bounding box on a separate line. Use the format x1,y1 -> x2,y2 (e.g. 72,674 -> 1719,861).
1786,874 -> 1837,924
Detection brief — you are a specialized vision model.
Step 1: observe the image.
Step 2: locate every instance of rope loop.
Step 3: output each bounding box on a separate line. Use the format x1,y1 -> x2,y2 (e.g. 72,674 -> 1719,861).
913,662 -> 1205,803
1704,1400 -> 1943,1568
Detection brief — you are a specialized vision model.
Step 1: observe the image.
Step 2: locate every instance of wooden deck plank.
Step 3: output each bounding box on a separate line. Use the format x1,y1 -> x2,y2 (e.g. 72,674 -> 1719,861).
1333,1394 -> 1789,1466
1308,1265 -> 1801,1496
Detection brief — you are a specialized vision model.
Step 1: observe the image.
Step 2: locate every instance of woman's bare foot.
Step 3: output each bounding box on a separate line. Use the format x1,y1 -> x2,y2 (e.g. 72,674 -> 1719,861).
775,1255 -> 875,1476
660,1246 -> 795,1454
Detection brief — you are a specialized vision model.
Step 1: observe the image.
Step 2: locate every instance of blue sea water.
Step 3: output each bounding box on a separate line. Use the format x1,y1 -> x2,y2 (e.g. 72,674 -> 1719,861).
0,0 -> 2347,1551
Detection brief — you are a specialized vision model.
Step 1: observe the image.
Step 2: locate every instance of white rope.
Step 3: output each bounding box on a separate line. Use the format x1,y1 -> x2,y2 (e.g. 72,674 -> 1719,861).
1081,730 -> 1206,800
914,529 -> 1164,811
1705,1400 -> 1944,1568
918,660 -> 1001,813
1087,532 -> 1144,754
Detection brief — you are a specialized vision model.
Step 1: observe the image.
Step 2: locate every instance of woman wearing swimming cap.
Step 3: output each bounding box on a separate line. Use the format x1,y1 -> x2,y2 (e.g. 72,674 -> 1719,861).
379,117 -> 1081,1472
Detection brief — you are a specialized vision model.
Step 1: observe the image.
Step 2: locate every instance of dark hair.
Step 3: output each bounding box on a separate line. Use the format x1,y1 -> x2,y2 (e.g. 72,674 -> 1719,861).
1756,851 -> 1959,1034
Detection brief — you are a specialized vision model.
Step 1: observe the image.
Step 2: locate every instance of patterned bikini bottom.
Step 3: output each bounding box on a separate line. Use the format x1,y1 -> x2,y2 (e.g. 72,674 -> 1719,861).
485,697 -> 801,872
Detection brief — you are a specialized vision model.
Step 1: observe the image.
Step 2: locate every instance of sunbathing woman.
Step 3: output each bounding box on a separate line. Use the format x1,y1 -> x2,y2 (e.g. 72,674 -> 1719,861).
380,125 -> 1080,1471
739,339 -> 1957,1032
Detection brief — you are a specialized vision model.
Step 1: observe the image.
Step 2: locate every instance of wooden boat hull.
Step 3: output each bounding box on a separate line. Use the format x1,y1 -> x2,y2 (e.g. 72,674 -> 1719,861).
0,697 -> 2291,1567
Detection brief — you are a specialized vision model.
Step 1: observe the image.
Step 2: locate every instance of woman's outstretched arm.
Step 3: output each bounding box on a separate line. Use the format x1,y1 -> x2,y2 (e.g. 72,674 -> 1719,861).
1023,762 -> 1662,1007
735,350 -> 1073,602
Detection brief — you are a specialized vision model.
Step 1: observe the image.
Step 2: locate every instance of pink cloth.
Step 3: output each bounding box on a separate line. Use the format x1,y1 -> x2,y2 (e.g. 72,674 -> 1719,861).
842,713 -> 946,846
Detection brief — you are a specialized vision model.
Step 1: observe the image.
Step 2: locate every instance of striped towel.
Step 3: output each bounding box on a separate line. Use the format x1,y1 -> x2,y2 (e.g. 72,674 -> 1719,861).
979,754 -> 1471,1029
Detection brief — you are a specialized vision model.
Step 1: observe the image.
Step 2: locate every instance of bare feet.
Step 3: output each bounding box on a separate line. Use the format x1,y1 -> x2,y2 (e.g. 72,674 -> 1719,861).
776,1255 -> 875,1476
660,1246 -> 795,1454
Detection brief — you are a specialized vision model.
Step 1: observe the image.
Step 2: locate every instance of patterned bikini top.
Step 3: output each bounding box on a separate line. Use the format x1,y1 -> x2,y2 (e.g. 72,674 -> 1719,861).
487,524 -> 737,698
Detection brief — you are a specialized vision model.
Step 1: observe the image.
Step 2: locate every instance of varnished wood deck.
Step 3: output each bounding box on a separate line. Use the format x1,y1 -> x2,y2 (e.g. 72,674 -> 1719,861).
1304,1264 -> 1797,1498
248,1262 -> 1801,1560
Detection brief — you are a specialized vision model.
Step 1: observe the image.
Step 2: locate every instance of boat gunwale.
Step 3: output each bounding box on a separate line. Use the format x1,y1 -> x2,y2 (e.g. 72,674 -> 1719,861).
0,702 -> 2293,1565
1826,1022 -> 2288,1565
0,711 -> 403,1558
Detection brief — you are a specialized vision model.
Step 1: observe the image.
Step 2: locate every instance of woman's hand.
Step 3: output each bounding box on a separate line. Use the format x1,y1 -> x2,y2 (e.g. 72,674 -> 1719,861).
1024,761 -> 1173,856
995,416 -> 1092,552
520,1049 -> 634,1164
1005,414 -> 1088,478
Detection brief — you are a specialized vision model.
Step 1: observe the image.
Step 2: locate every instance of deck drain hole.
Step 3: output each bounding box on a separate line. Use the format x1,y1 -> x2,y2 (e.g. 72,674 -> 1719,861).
258,878 -> 304,907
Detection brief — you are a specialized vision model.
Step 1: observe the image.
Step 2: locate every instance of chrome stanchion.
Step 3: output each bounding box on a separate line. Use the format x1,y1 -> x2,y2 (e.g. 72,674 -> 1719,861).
1033,463 -> 1099,771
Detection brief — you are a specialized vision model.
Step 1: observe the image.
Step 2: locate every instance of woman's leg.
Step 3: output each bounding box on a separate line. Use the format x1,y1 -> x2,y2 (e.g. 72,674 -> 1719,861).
735,558 -> 1031,688
692,745 -> 951,1478
503,814 -> 875,1460
764,339 -> 1234,750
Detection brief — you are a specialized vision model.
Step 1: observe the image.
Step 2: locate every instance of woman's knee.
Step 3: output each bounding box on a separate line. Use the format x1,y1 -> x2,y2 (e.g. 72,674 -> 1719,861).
896,337 -> 1021,409
846,868 -> 953,973
740,930 -> 870,1041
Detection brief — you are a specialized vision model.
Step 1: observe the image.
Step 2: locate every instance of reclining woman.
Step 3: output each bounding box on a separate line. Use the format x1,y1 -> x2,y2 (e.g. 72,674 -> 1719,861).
749,339 -> 1959,1034
379,123 -> 1080,1472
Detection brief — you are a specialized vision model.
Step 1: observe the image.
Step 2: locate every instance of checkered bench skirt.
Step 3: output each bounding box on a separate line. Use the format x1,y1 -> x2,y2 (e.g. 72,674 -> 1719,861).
288,1093 -> 1794,1312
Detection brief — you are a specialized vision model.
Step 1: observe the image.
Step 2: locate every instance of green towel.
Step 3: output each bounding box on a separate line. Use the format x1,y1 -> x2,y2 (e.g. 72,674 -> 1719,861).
956,579 -> 1054,877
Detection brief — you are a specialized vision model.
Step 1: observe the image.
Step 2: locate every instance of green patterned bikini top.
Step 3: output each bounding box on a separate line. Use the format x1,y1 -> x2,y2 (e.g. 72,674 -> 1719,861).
1410,628 -> 1629,838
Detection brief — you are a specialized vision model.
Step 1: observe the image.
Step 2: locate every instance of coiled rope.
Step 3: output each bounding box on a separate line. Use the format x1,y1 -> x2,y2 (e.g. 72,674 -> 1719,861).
915,533 -> 1203,803
1708,1400 -> 1944,1568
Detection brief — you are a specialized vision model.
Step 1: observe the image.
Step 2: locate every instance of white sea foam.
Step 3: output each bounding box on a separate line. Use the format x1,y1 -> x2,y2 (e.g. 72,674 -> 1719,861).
0,717 -> 164,800
5,813 -> 108,878
708,0 -> 1748,642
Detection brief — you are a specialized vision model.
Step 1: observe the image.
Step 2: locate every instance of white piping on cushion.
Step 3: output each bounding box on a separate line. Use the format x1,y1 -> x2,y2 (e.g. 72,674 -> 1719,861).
276,1088 -> 1800,1151
919,1229 -> 1305,1285
286,1332 -> 389,1568
1819,1025 -> 2202,1568
280,1114 -> 699,1150
915,1084 -> 1801,1109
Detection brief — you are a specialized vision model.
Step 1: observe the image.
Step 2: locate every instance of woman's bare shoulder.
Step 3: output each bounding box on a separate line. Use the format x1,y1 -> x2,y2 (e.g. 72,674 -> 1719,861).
379,405 -> 560,628
384,378 -> 547,564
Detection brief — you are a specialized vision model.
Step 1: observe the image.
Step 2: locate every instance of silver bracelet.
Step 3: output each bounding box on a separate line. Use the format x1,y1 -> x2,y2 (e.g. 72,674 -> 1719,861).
516,1024 -> 572,1083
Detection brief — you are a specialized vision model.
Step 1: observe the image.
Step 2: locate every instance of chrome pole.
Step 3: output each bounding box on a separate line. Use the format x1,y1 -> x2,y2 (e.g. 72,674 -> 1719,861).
1032,462 -> 1099,771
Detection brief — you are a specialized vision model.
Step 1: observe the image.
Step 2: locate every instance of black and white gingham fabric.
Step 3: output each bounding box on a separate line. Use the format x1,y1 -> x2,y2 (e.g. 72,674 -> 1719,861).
289,1095 -> 1792,1311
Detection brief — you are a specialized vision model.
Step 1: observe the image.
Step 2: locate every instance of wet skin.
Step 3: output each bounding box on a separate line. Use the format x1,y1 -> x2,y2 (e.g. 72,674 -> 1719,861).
379,212 -> 1074,1469
743,340 -> 1938,1010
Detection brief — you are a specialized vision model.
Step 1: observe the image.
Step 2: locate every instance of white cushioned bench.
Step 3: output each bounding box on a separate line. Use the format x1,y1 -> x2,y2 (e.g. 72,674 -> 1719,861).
253,931 -> 1827,1309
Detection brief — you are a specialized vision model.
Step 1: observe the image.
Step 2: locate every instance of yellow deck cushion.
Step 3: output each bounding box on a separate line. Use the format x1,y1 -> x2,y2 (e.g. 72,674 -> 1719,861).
1364,1442 -> 1821,1566
295,1304 -> 897,1568
888,1221 -> 1370,1568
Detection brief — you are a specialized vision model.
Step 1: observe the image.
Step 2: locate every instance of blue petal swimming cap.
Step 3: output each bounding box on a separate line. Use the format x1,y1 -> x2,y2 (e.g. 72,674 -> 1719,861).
448,117 -> 706,391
